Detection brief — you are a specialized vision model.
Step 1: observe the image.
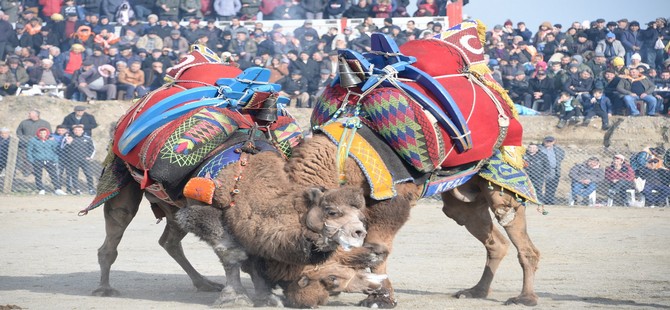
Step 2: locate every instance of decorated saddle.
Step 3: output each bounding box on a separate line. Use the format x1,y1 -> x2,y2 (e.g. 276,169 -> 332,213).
83,46 -> 303,213
311,21 -> 537,203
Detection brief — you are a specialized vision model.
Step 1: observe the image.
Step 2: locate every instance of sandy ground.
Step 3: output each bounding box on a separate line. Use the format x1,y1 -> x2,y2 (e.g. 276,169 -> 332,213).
1,195 -> 669,310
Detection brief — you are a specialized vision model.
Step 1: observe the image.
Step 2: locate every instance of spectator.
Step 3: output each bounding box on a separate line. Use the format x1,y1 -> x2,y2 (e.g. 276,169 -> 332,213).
143,61 -> 166,91
555,91 -> 581,128
62,44 -> 86,84
152,18 -> 172,38
564,68 -> 594,105
325,0 -> 346,19
653,70 -> 670,114
143,49 -> 172,71
33,26 -> 60,58
132,0 -> 155,20
523,142 -> 550,203
213,0 -> 240,20
156,0 -> 180,21
39,0 -> 63,19
344,0 -> 370,19
268,57 -> 288,83
0,11 -> 14,60
93,28 -> 120,54
582,88 -> 611,130
88,47 -> 111,68
569,32 -> 593,56
163,29 -> 189,57
299,0 -> 324,20
118,28 -> 139,47
587,52 -> 608,82
29,58 -> 65,88
568,156 -> 604,206
507,70 -> 532,108
0,127 -> 11,176
627,53 -> 650,70
62,105 -> 98,136
136,29 -> 164,52
595,32 -> 625,61
63,124 -> 95,195
640,21 -> 660,70
27,127 -> 66,195
118,60 -> 146,100
636,157 -> 670,207
116,45 -> 141,66
0,61 -> 18,96
621,21 -> 642,65
616,67 -> 658,116
77,62 -> 117,103
605,154 -> 635,207
239,0 -> 260,20
515,21 -> 533,42
50,124 -> 69,185
12,23 -> 34,49
278,70 -> 309,108
529,68 -> 554,112
180,0 -> 202,20
539,136 -> 565,205
228,30 -> 257,62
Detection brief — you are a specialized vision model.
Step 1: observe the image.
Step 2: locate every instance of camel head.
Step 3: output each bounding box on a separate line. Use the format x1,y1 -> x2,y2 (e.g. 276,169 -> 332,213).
284,263 -> 388,308
303,186 -> 367,252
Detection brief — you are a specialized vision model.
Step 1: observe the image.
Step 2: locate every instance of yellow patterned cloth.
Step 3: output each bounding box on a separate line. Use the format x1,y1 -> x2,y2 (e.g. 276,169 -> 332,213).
321,122 -> 396,200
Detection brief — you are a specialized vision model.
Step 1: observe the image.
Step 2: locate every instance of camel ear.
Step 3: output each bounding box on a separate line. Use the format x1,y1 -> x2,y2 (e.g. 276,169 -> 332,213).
297,276 -> 310,288
305,187 -> 325,204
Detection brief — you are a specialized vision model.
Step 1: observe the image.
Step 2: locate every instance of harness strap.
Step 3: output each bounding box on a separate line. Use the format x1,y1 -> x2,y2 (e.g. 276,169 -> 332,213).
336,118 -> 360,185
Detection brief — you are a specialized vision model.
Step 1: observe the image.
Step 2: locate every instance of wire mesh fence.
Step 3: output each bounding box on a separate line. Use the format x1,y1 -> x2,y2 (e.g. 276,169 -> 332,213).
1,128 -> 669,208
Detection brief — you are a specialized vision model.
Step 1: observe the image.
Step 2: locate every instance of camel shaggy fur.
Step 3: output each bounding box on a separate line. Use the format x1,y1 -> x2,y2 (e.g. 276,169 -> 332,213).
281,134 -> 540,307
91,151 -> 370,306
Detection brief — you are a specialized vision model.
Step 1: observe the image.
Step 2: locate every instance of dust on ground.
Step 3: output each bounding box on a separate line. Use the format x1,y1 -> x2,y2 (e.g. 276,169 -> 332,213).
1,195 -> 669,309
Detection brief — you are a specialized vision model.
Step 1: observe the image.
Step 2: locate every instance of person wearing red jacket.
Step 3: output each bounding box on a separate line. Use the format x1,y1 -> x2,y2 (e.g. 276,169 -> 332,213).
38,0 -> 63,19
605,154 -> 635,206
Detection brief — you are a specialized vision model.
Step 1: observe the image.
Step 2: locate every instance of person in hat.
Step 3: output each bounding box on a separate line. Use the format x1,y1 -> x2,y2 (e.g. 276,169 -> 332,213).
595,32 -> 625,61
63,123 -> 96,195
228,30 -> 257,62
278,69 -> 310,108
621,21 -> 642,65
628,52 -> 650,70
163,29 -> 189,56
568,156 -> 604,206
0,60 -> 18,96
507,69 -> 532,108
76,60 -> 117,104
635,150 -> 670,207
586,51 -> 608,80
136,28 -> 164,52
523,142 -> 550,201
62,104 -> 99,137
617,66 -> 658,116
529,68 -> 554,112
604,154 -> 635,206
325,0 -> 347,19
539,136 -> 565,205
315,67 -> 332,98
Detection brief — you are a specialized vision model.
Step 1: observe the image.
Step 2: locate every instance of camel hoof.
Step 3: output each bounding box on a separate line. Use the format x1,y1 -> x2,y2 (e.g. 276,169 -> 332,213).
504,294 -> 538,306
91,286 -> 120,297
358,293 -> 397,309
213,287 -> 253,308
253,294 -> 284,307
454,287 -> 488,299
194,278 -> 225,292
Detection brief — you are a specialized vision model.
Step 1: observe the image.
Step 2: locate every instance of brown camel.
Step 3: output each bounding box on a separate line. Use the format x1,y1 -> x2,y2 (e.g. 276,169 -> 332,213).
91,151 -> 371,305
282,134 -> 540,307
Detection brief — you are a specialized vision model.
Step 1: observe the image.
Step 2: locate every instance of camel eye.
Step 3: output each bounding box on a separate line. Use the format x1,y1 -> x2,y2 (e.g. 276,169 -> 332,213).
326,207 -> 340,217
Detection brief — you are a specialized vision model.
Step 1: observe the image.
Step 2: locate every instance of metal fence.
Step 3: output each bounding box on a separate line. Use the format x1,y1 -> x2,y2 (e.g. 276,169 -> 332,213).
1,131 -> 669,208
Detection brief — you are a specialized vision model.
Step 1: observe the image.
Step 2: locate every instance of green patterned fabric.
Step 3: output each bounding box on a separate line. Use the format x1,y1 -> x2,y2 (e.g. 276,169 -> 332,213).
479,151 -> 539,204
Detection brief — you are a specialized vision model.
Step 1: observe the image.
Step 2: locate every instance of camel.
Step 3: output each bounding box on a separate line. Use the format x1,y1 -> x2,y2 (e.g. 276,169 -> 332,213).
90,151 -> 371,304
279,134 -> 540,307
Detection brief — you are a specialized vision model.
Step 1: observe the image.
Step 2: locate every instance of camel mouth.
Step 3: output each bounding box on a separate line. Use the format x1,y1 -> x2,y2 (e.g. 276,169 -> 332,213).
335,233 -> 365,251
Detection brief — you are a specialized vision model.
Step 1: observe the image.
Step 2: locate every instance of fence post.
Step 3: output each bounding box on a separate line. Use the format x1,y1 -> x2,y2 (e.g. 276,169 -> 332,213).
3,137 -> 19,193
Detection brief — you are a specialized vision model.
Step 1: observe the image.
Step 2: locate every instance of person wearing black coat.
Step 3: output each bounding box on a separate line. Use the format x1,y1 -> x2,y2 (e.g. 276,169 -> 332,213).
343,0 -> 371,19
529,69 -> 555,112
278,70 -> 310,108
582,88 -> 611,130
63,124 -> 96,195
524,143 -> 550,202
62,106 -> 99,137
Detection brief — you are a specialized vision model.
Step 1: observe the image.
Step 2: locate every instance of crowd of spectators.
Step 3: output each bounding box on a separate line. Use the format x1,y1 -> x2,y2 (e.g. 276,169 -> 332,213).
486,18 -> 670,127
4,107 -> 97,195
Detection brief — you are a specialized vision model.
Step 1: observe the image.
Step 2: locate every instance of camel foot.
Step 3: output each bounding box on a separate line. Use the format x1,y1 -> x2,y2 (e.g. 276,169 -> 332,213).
212,286 -> 253,308
194,278 -> 225,292
91,285 -> 120,297
358,291 -> 397,308
253,294 -> 284,307
454,287 -> 488,299
504,293 -> 538,306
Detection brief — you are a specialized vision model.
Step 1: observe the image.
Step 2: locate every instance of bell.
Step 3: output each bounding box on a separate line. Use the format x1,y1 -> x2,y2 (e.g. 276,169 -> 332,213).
338,58 -> 362,88
256,95 -> 278,122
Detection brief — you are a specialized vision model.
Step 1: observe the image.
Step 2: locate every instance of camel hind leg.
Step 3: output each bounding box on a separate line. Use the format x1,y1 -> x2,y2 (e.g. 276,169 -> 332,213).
478,180 -> 539,306
442,177 -> 539,306
154,202 -> 224,293
92,182 -> 143,296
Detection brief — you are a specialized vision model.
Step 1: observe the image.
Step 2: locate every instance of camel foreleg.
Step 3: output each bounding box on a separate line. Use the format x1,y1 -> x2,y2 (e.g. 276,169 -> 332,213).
92,182 -> 143,297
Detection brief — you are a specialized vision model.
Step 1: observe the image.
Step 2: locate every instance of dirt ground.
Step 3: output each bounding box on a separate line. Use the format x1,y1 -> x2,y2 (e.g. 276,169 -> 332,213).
1,195 -> 669,309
